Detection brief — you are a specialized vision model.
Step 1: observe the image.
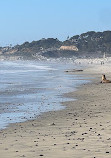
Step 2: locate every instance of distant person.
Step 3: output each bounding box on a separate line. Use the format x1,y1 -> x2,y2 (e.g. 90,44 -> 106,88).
101,61 -> 104,65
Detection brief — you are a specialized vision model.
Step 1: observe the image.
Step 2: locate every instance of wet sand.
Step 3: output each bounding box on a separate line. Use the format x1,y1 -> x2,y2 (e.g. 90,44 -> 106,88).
0,70 -> 111,158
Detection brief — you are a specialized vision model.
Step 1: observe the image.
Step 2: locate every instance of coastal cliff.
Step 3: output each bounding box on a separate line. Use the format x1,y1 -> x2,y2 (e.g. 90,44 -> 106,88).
1,31 -> 111,60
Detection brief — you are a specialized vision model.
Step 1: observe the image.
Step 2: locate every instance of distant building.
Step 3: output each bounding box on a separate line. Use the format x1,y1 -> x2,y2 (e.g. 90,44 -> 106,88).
59,45 -> 78,51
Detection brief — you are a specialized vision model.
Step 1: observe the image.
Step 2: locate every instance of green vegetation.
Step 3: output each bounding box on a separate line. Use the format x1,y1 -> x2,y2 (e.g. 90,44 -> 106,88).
69,31 -> 111,53
1,31 -> 111,59
15,38 -> 62,52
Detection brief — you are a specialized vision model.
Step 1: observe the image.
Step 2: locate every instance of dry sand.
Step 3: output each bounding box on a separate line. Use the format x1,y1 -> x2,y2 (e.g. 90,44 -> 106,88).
0,65 -> 111,158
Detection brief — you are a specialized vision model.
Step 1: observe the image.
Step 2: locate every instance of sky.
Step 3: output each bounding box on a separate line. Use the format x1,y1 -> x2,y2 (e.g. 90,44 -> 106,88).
0,0 -> 111,46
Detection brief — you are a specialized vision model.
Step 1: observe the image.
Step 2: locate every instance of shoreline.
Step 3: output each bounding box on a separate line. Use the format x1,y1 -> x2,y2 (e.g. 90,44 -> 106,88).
0,69 -> 111,157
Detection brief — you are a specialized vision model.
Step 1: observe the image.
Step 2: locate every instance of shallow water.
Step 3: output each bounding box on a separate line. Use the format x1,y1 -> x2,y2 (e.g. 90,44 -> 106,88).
0,60 -> 89,129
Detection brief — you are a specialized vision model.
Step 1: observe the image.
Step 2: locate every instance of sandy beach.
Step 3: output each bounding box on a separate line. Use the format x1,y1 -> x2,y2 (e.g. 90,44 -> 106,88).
0,64 -> 111,158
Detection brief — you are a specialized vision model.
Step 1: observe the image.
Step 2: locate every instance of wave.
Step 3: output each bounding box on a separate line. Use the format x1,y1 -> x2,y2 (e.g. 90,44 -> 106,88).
0,60 -> 57,74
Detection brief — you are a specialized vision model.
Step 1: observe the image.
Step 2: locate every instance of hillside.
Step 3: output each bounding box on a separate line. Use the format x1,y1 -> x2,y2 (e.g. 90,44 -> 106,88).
1,31 -> 111,60
67,31 -> 111,53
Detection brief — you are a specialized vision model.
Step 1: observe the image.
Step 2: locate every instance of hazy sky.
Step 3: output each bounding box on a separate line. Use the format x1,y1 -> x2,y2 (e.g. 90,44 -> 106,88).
0,0 -> 111,46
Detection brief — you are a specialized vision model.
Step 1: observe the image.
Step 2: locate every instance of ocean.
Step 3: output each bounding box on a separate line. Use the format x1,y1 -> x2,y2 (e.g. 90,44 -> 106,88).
0,60 -> 89,129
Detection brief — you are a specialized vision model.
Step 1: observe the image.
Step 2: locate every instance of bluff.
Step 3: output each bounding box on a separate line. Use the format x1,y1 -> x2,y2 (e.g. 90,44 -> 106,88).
1,31 -> 111,60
